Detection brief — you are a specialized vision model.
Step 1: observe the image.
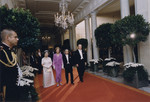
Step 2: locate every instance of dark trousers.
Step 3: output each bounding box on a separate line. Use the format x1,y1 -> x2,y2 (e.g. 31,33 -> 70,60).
37,63 -> 42,74
77,60 -> 85,82
65,64 -> 74,83
5,85 -> 20,101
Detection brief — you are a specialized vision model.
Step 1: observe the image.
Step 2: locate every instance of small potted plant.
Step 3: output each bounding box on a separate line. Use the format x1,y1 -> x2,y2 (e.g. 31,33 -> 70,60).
89,59 -> 99,72
18,65 -> 39,101
105,61 -> 120,77
123,62 -> 149,88
103,57 -> 116,73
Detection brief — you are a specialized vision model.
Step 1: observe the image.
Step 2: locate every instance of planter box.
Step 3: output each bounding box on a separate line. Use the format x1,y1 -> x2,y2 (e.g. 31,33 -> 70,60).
124,72 -> 149,88
105,66 -> 119,77
103,58 -> 116,73
123,63 -> 149,88
90,62 -> 99,72
107,67 -> 119,77
94,64 -> 99,72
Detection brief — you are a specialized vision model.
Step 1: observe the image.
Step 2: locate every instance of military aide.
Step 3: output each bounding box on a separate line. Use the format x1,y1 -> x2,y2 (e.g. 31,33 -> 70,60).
0,29 -> 20,101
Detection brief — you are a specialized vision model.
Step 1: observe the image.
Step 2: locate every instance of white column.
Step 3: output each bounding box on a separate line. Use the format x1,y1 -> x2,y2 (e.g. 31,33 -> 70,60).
1,0 -> 6,6
120,0 -> 130,18
72,25 -> 77,51
85,16 -> 93,63
120,0 -> 133,63
1,0 -> 14,9
134,0 -> 150,74
69,28 -> 73,50
91,11 -> 99,59
0,0 -> 2,6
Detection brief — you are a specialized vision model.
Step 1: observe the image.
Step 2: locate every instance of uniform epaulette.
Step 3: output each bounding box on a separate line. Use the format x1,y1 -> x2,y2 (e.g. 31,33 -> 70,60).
0,46 -> 3,51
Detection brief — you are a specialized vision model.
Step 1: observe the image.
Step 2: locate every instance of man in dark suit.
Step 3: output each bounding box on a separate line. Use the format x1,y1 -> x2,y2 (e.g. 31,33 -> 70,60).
0,29 -> 20,101
63,49 -> 74,84
74,44 -> 87,82
30,52 -> 36,68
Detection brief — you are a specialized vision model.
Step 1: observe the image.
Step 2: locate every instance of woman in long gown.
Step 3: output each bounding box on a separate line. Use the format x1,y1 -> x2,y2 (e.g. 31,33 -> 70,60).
42,50 -> 55,88
53,47 -> 63,87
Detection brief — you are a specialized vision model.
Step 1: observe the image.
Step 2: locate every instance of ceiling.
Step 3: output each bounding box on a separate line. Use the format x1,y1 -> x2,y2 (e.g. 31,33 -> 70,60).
98,0 -> 134,15
16,0 -> 91,28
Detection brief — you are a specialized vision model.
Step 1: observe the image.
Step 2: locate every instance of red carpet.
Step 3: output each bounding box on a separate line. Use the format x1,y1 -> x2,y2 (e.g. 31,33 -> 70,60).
34,68 -> 150,102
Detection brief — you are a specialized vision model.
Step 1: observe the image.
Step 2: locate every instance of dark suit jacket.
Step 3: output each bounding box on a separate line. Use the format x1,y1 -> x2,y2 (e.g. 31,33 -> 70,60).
63,54 -> 73,68
0,43 -> 18,92
30,55 -> 36,67
74,50 -> 87,65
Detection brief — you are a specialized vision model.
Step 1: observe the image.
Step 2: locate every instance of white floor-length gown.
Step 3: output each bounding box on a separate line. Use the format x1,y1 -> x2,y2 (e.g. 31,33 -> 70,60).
42,57 -> 55,88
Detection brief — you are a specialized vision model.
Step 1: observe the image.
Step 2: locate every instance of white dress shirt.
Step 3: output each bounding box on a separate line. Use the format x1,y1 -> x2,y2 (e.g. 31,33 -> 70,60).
31,55 -> 34,61
65,54 -> 70,64
78,49 -> 83,60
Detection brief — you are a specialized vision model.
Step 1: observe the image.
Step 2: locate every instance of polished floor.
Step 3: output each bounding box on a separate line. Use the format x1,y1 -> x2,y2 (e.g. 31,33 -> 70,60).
35,68 -> 150,102
87,69 -> 150,93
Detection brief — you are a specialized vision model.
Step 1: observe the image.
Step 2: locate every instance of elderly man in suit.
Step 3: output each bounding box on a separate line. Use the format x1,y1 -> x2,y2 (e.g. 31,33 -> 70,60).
63,49 -> 74,84
74,44 -> 87,82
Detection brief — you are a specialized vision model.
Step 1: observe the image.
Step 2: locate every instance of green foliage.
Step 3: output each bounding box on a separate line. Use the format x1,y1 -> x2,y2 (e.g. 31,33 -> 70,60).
62,39 -> 70,50
19,86 -> 39,101
77,38 -> 88,49
111,15 -> 150,47
123,66 -> 148,82
95,23 -> 114,48
0,6 -> 41,52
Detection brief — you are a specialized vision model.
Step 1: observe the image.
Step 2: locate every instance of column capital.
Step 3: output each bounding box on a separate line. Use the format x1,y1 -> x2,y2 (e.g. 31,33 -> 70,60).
84,15 -> 90,20
72,25 -> 76,28
90,11 -> 97,17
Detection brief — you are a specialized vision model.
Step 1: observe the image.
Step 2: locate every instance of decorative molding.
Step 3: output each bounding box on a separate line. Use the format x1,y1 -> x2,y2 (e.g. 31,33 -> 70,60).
72,0 -> 90,15
34,0 -> 61,3
74,0 -> 114,24
34,0 -> 71,3
35,11 -> 57,15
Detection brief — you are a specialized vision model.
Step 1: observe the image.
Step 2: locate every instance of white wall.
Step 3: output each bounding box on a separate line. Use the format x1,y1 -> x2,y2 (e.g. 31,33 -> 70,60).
135,0 -> 150,75
76,20 -> 86,41
97,13 -> 120,26
75,13 -> 120,42
0,0 -> 17,9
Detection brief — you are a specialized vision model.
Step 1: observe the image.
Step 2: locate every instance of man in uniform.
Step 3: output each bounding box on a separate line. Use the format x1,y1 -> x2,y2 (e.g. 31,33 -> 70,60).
0,29 -> 19,101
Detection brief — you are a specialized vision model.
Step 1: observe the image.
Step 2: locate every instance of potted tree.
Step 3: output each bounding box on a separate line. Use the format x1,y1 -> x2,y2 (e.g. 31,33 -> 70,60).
95,23 -> 120,75
123,63 -> 149,88
112,14 -> 150,87
0,6 -> 41,52
62,39 -> 70,50
95,23 -> 113,58
77,38 -> 88,50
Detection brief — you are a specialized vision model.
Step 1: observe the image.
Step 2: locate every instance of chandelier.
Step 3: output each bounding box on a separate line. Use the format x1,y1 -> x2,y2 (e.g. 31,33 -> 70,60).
54,0 -> 74,29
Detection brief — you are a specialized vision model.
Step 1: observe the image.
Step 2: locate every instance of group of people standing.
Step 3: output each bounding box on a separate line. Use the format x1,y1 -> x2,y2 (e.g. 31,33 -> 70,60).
41,44 -> 87,88
0,29 -> 87,101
